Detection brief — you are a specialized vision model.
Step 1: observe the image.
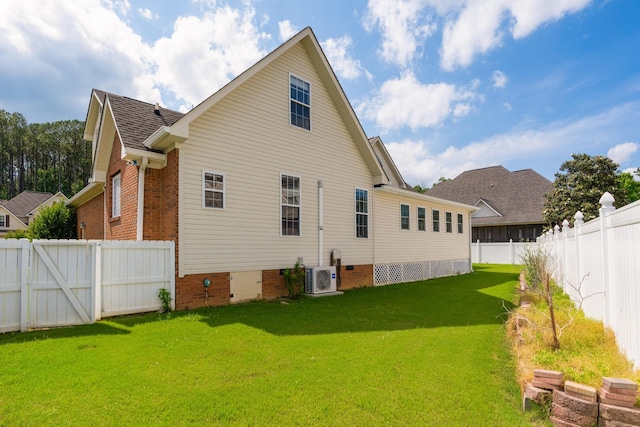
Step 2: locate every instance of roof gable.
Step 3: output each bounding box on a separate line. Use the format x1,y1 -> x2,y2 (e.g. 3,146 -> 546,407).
2,191 -> 55,217
148,27 -> 385,184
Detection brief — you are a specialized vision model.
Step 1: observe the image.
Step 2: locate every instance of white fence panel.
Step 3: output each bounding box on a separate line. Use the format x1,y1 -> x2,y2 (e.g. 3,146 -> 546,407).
0,239 -> 174,332
472,240 -> 535,264
101,240 -> 174,317
538,194 -> 640,368
29,240 -> 95,329
0,239 -> 24,332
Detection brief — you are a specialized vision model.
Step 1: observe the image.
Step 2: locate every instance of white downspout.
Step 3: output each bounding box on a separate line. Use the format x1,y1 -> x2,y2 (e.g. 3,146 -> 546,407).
318,180 -> 323,266
136,157 -> 148,241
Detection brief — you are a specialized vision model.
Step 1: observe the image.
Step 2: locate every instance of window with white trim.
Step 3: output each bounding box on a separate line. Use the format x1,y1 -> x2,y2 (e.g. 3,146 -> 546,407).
400,204 -> 410,230
0,215 -> 7,228
446,212 -> 453,233
355,188 -> 368,238
457,213 -> 464,234
432,209 -> 440,232
112,173 -> 121,218
281,174 -> 300,236
203,170 -> 225,209
290,75 -> 310,130
418,207 -> 426,231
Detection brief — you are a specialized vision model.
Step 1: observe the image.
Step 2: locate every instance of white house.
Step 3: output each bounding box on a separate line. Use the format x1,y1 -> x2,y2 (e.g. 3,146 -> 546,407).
69,27 -> 476,310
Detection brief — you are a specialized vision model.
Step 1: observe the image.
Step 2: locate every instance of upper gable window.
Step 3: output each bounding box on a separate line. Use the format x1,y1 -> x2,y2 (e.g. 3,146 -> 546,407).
203,170 -> 225,209
290,75 -> 310,130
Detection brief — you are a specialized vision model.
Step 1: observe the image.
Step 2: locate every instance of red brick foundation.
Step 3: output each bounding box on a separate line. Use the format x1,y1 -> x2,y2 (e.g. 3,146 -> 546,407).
176,272 -> 230,310
338,264 -> 373,290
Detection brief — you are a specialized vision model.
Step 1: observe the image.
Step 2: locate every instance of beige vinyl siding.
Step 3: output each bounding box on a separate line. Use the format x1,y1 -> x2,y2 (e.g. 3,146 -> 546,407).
373,189 -> 472,264
179,43 -> 374,275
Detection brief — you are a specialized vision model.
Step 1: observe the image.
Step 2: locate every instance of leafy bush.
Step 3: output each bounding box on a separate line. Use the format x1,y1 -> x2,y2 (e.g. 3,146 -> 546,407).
521,246 -> 551,291
3,229 -> 31,239
28,201 -> 76,239
283,261 -> 305,297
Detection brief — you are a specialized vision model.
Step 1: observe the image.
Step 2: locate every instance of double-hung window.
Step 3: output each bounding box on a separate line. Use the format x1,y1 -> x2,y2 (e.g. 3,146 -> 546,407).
400,204 -> 410,230
112,173 -> 121,218
355,189 -> 368,238
446,212 -> 453,233
457,213 -> 464,234
290,75 -> 310,130
418,207 -> 426,231
203,171 -> 225,209
0,215 -> 7,228
432,209 -> 440,232
281,174 -> 301,236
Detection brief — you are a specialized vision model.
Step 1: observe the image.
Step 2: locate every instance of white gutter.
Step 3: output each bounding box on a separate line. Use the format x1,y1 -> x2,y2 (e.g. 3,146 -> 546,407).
136,157 -> 149,241
143,126 -> 171,149
318,180 -> 324,266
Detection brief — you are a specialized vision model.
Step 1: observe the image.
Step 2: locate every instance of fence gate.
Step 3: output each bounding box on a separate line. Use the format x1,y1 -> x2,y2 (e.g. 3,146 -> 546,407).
0,239 -> 175,333
28,241 -> 96,329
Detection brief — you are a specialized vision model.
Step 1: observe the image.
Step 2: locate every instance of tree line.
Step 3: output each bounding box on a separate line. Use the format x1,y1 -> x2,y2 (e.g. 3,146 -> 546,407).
0,109 -> 90,200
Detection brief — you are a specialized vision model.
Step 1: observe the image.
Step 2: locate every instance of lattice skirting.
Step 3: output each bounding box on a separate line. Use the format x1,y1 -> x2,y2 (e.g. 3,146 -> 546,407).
373,259 -> 471,286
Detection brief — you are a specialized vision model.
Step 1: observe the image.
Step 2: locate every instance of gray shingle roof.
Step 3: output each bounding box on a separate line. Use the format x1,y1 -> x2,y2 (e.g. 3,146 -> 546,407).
2,191 -> 55,222
425,166 -> 553,225
94,90 -> 185,151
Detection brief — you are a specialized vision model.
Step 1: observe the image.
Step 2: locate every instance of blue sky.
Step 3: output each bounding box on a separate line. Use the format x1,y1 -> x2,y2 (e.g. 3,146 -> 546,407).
1,0 -> 639,187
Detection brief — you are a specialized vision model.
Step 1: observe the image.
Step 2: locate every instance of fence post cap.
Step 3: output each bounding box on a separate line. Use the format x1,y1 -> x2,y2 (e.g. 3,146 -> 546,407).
599,192 -> 615,208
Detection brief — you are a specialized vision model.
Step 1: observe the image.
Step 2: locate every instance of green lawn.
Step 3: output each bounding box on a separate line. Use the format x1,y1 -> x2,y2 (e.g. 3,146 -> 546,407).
0,264 -> 535,426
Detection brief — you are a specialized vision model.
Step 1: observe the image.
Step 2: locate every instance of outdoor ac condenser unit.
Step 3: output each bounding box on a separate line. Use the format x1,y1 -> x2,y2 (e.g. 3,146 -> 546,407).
305,266 -> 337,294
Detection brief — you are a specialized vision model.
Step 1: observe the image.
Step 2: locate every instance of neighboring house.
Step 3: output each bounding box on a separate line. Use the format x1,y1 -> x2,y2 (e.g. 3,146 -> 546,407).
0,191 -> 68,237
426,166 -> 553,242
69,27 -> 476,310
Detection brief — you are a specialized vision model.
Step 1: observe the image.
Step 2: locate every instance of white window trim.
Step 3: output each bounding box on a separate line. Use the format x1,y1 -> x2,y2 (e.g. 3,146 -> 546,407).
400,203 -> 410,231
417,206 -> 427,232
280,173 -> 301,237
289,73 -> 312,131
446,211 -> 453,233
112,173 -> 121,218
202,170 -> 226,210
355,187 -> 369,239
432,208 -> 440,233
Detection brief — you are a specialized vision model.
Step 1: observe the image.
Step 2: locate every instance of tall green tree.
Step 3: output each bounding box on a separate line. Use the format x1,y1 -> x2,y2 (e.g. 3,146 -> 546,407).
544,153 -> 628,226
618,169 -> 640,203
0,110 -> 89,199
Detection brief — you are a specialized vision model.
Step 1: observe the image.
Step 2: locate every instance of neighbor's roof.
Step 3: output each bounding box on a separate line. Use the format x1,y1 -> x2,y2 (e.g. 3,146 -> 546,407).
93,89 -> 185,151
1,191 -> 55,217
426,166 -> 553,225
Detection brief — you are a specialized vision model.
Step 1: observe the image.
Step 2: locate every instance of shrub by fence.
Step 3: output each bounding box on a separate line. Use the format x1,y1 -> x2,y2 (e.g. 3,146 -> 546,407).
0,239 -> 175,332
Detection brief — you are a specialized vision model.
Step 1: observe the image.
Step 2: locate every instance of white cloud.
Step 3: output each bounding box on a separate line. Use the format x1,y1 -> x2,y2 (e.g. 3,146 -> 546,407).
508,0 -> 592,39
493,70 -> 507,88
321,35 -> 372,81
607,142 -> 638,165
278,20 -> 298,41
357,71 -> 478,131
363,0 -> 437,67
386,103 -> 640,186
503,102 -> 513,111
151,5 -> 268,110
440,0 -> 592,70
138,8 -> 157,20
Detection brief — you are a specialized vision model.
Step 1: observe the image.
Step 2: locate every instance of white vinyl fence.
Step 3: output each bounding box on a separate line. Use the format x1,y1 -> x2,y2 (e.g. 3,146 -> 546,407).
537,193 -> 640,368
0,239 -> 175,333
472,240 -> 536,264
